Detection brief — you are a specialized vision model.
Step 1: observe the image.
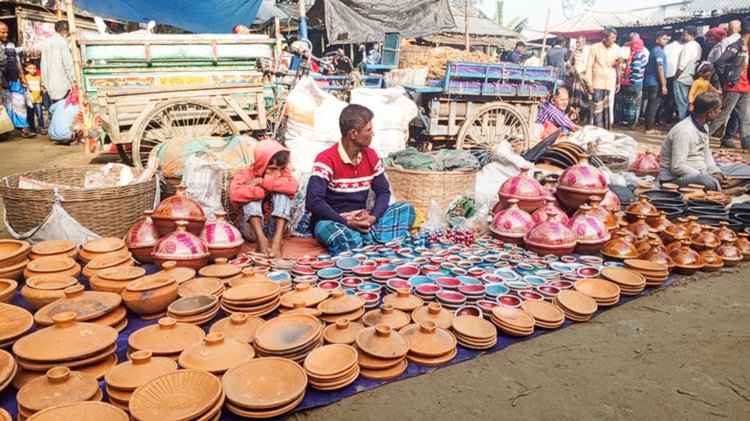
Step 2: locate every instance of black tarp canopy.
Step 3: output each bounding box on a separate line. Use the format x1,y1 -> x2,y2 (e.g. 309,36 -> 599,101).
308,0 -> 456,44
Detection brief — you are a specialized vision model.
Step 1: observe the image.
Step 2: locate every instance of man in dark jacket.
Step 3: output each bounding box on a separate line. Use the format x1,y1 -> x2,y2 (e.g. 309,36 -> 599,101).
709,17 -> 750,151
545,37 -> 570,82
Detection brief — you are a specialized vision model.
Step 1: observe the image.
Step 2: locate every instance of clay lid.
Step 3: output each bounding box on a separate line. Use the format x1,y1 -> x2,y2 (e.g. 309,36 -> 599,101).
451,315 -> 496,340
127,317 -> 206,355
600,267 -> 646,287
223,282 -> 280,302
280,301 -> 322,317
555,290 -> 598,315
520,300 -> 565,323
411,303 -> 455,330
27,401 -> 128,421
355,324 -> 409,359
573,278 -> 620,300
34,285 -> 122,325
0,302 -> 33,342
317,290 -> 365,315
382,288 -> 424,312
96,266 -> 146,282
222,357 -> 307,409
13,312 -> 118,362
303,344 -> 358,377
25,274 -> 78,291
30,240 -> 76,256
158,261 -> 196,284
322,319 -> 365,345
198,258 -> 242,278
399,321 -> 457,357
178,332 -> 255,374
361,304 -> 411,329
125,274 -> 176,293
17,366 -> 99,412
280,283 -> 329,308
82,237 -> 126,254
26,256 -> 77,274
623,259 -> 668,274
209,313 -> 265,344
490,307 -> 536,330
178,277 -> 224,298
128,369 -> 220,421
254,314 -> 321,352
85,251 -> 132,271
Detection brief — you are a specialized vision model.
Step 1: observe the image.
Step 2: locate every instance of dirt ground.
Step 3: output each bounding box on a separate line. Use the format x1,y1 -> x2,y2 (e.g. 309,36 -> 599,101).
1,133 -> 749,420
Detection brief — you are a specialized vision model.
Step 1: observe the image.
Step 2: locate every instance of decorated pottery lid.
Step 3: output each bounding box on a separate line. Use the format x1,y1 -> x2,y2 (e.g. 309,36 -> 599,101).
355,324 -> 409,359
322,319 -> 365,345
18,366 -> 99,412
128,317 -> 206,355
382,288 -> 424,312
199,258 -> 242,278
567,206 -> 611,243
209,313 -> 265,344
125,211 -> 159,248
558,155 -> 608,192
222,357 -> 307,409
28,401 -> 128,421
399,321 -> 457,357
254,314 -> 321,352
599,189 -> 621,212
82,237 -> 126,254
524,211 -> 577,249
200,212 -> 243,248
531,197 -> 569,225
152,185 -> 207,222
104,350 -> 178,391
410,303 -> 455,330
280,283 -> 329,308
96,266 -> 146,282
498,167 -> 545,201
178,332 -> 255,374
361,304 -> 411,330
317,290 -> 365,315
625,195 -> 659,217
14,312 -> 118,362
490,199 -> 534,237
151,221 -> 209,260
303,344 -> 358,377
34,285 -> 122,325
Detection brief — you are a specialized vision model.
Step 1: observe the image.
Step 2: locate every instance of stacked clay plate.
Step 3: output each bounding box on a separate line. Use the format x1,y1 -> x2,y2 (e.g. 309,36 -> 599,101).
220,281 -> 281,317
253,314 -> 323,363
303,344 -> 360,391
355,324 -> 409,380
0,349 -> 17,394
573,278 -> 621,306
25,402 -> 127,421
17,366 -> 101,420
167,295 -> 220,325
553,290 -> 598,322
600,267 -> 647,295
322,319 -> 365,345
399,321 -> 458,366
451,315 -> 497,349
104,350 -> 178,412
623,259 -> 670,287
521,300 -> 565,329
209,313 -> 265,345
129,369 -> 223,421
0,303 -> 33,350
178,332 -> 255,377
33,284 -> 127,332
317,290 -> 366,323
491,306 -> 535,336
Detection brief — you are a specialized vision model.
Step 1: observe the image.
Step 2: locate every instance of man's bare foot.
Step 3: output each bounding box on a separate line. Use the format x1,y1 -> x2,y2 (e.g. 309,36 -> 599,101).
644,129 -> 662,135
256,238 -> 271,257
269,237 -> 283,259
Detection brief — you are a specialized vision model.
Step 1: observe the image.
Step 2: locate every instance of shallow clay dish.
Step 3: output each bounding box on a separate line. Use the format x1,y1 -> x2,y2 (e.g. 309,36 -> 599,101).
0,239 -> 29,268
451,315 -> 496,340
491,306 -> 536,330
361,305 -> 411,330
521,300 -> 565,324
27,401 -> 128,421
322,319 -> 365,345
253,314 -> 321,352
17,366 -> 99,413
356,324 -> 409,360
225,393 -> 303,418
303,344 -> 358,377
573,278 -> 621,300
82,251 -> 133,279
178,277 -> 224,298
129,369 -> 221,421
399,321 -> 457,357
104,350 -> 177,391
623,259 -> 668,274
167,295 -> 218,317
359,357 -> 408,380
317,290 -> 365,315
209,313 -> 265,344
29,240 -> 77,260
411,303 -> 455,330
0,349 -> 16,391
128,317 -> 206,356
556,290 -> 598,316
406,346 -> 458,366
600,267 -> 646,287
319,306 -> 366,324
34,285 -> 122,325
223,281 -> 280,302
23,256 -> 80,279
178,332 -> 255,374
198,257 -> 242,279
222,357 -> 307,409
157,261 -> 196,285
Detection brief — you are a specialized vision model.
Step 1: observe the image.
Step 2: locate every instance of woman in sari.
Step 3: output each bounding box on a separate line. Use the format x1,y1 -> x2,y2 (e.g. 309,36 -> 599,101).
0,22 -> 33,137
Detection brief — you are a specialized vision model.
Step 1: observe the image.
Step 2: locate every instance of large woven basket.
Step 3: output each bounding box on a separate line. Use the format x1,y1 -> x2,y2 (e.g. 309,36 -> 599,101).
1,166 -> 156,238
385,167 -> 478,213
160,166 -> 245,223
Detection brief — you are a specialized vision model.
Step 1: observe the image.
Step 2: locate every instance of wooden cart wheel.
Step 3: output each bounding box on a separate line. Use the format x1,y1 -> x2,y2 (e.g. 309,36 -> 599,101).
456,102 -> 530,164
131,99 -> 239,168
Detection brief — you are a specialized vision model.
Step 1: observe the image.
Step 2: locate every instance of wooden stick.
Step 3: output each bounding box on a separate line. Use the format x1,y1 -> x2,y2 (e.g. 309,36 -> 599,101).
540,8 -> 551,61
64,0 -> 89,155
464,0 -> 470,51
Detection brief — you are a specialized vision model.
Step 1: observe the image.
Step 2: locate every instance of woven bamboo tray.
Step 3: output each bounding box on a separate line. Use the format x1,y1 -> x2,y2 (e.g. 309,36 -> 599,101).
160,166 -> 245,223
385,167 -> 478,213
1,166 -> 156,238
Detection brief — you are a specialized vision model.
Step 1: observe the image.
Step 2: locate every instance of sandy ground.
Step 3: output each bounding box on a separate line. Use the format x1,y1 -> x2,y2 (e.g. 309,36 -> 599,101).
1,132 -> 749,420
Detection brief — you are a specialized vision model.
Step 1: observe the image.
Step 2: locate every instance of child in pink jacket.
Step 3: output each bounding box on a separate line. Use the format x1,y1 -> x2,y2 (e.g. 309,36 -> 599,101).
230,140 -> 298,257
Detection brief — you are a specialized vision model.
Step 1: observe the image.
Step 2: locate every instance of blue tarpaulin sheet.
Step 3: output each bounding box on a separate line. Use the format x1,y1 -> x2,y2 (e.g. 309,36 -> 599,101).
74,0 -> 263,33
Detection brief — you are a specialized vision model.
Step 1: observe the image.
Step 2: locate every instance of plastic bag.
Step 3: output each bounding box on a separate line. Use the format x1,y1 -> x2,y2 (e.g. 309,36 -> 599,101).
419,199 -> 449,232
0,103 -> 13,135
445,195 -> 489,236
181,155 -> 227,220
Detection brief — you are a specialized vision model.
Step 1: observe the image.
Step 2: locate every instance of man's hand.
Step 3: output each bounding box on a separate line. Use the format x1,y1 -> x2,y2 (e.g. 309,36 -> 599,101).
571,124 -> 582,131
711,172 -> 726,183
244,177 -> 263,186
615,83 -> 621,94
688,103 -> 694,113
357,215 -> 377,228
661,86 -> 668,96
588,86 -> 594,96
347,218 -> 371,233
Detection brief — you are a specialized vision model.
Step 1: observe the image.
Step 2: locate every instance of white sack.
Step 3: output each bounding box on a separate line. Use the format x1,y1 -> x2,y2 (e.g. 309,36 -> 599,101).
350,86 -> 418,158
475,141 -> 534,204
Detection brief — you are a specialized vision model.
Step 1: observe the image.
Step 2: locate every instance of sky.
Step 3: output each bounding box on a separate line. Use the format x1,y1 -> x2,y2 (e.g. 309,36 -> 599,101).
479,0 -> 668,36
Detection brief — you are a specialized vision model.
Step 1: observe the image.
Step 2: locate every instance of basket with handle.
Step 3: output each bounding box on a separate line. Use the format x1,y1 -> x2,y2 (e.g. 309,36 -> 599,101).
385,166 -> 478,213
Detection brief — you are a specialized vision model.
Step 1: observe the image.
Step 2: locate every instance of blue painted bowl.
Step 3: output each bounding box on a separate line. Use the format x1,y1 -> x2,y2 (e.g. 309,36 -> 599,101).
317,267 -> 343,280
267,270 -> 291,283
336,257 -> 360,271
522,275 -> 547,286
549,262 -> 575,273
408,276 -> 434,288
485,283 -> 510,296
457,276 -> 482,285
357,283 -> 383,293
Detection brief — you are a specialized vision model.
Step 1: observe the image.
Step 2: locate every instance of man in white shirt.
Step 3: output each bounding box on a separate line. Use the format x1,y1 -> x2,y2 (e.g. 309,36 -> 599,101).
661,31 -> 683,124
41,21 -> 75,103
673,26 -> 702,119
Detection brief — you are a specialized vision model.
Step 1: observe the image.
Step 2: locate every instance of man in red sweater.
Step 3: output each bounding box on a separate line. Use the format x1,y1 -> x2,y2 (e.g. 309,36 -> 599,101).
230,140 -> 299,257
306,104 -> 415,254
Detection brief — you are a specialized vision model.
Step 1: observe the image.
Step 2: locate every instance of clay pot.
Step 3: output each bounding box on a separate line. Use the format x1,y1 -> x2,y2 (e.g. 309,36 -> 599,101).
497,167 -> 546,213
21,274 -> 80,310
601,230 -> 639,261
151,185 -> 207,235
600,189 -> 622,213
716,240 -> 743,267
736,233 -> 750,261
200,211 -> 243,261
23,256 -> 81,280
669,240 -> 705,274
638,240 -> 675,271
198,257 -> 241,280
151,221 -> 210,270
79,238 -> 127,264
17,366 -> 100,414
228,267 -> 269,287
715,221 -> 738,243
691,225 -> 721,251
82,251 -> 134,280
29,240 -> 78,261
566,205 -> 611,254
524,211 -> 577,256
542,176 -> 558,195
125,210 -> 160,263
489,199 -> 535,245
649,211 -> 673,231
627,215 -> 652,244
531,197 -> 569,225
662,218 -> 690,244
616,222 -> 637,244
630,151 -> 660,177
684,216 -> 702,237
104,350 -> 178,392
121,275 -> 178,318
699,247 -> 724,271
579,195 -> 617,232
633,180 -> 655,197
157,261 -> 196,285
662,183 -> 679,192
637,232 -> 662,254
625,195 -> 660,223
556,155 -> 608,210
0,239 -> 30,269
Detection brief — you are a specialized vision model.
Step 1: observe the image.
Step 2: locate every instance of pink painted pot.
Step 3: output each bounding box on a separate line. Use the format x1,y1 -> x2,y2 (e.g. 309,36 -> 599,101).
497,167 -> 546,213
556,155 -> 608,210
490,199 -> 534,245
531,197 -> 569,225
200,211 -> 243,261
630,151 -> 660,177
566,205 -> 611,254
125,210 -> 160,263
151,185 -> 207,236
151,220 -> 210,270
524,211 -> 577,256
599,189 -> 621,213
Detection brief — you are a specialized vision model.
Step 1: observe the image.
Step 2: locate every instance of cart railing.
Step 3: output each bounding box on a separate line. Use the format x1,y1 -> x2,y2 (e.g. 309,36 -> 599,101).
439,61 -> 559,97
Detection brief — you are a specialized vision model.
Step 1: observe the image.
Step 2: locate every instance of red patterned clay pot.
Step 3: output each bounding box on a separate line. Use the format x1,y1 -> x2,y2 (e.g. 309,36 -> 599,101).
736,233 -> 750,261
524,211 -> 577,256
556,155 -> 608,210
489,199 -> 535,245
497,167 -> 546,213
152,185 -> 207,235
566,205 -> 611,254
600,189 -> 621,213
639,240 -> 675,271
716,240 -> 743,267
601,230 -> 639,261
542,177 -> 558,195
125,210 -> 160,263
715,221 -> 738,243
624,195 -> 660,223
151,221 -> 210,270
691,225 -> 721,251
577,195 -> 617,232
200,211 -> 244,261
630,151 -> 660,177
531,197 -> 569,225
627,215 -> 652,244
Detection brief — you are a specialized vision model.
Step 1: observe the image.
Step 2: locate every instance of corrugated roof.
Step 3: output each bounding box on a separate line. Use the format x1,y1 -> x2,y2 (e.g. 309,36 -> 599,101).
549,10 -> 649,34
686,0 -> 750,13
446,7 -> 519,38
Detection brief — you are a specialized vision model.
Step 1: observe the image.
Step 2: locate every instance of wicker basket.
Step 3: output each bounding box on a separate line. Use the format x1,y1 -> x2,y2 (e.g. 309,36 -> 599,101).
1,166 -> 156,238
385,167 -> 478,213
597,155 -> 629,173
160,166 -> 245,223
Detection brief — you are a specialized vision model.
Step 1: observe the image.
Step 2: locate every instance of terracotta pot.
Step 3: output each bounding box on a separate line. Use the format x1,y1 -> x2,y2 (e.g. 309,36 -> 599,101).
79,238 -> 127,264
17,365 -> 100,413
0,239 -> 30,269
531,197 -> 569,225
631,151 -> 660,177
21,274 -> 80,310
649,211 -> 674,231
228,267 -> 269,287
616,222 -> 637,244
665,236 -> 688,255
579,195 -> 617,232
662,218 -> 690,244
637,232 -> 663,254
638,240 -> 675,271
151,221 -> 210,270
699,247 -> 724,271
625,195 -> 659,223
125,210 -> 160,263
200,211 -> 243,261
662,183 -> 679,192
158,261 -> 197,285
736,233 -> 750,261
633,180 -> 655,197
556,155 -> 608,210
29,240 -> 79,261
691,225 -> 721,251
715,221 -> 738,243
489,199 -> 535,245
542,176 -> 558,195
497,167 -> 546,213
524,211 -> 577,256
601,230 -> 639,261
82,251 -> 134,280
627,215 -> 653,245
151,184 -> 207,235
121,274 -> 178,317
716,240 -> 743,267
684,216 -> 702,237
89,266 -> 147,294
600,189 -> 622,213
566,205 -> 611,254
669,240 -> 705,274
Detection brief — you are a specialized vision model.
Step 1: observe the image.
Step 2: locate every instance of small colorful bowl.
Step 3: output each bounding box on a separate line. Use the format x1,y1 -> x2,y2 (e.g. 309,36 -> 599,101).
356,291 -> 380,306
353,266 -> 377,277
482,274 -> 503,284
518,290 -> 545,301
395,265 -> 420,278
579,255 -> 603,266
317,267 -> 343,280
408,276 -> 434,288
228,257 -> 251,267
535,285 -> 561,298
549,262 -> 574,273
507,281 -> 533,291
336,257 -> 360,271
293,275 -> 318,285
436,290 -> 467,305
318,280 -> 341,291
357,283 -> 382,293
456,276 -> 481,285
372,270 -> 397,281
454,305 -> 483,317
576,266 -> 601,278
341,277 -> 364,289
435,277 -> 462,290
560,255 -> 577,263
522,275 -> 547,286
267,271 -> 291,283
312,260 -> 335,270
386,279 -> 411,293
550,280 -> 574,290
485,283 -> 510,297
496,294 -> 522,308
291,265 -> 316,276
458,284 -> 486,297
415,283 -> 442,297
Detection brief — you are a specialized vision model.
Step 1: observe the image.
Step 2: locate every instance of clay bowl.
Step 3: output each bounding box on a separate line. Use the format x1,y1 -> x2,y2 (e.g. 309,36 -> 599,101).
0,258 -> 28,281
0,240 -> 30,269
168,295 -> 219,317
29,240 -> 78,261
0,279 -> 17,304
121,275 -> 179,317
23,256 -> 80,280
21,274 -> 79,310
79,238 -> 127,264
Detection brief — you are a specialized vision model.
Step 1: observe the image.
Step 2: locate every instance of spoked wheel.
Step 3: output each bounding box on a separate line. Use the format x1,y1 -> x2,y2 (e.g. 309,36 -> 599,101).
131,99 -> 239,168
456,102 -> 530,165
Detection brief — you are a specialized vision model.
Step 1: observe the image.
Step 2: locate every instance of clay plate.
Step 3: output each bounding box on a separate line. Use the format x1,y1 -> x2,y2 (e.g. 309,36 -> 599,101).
322,319 -> 365,345
555,290 -> 598,315
26,401 -> 128,421
225,392 -> 304,418
355,325 -> 409,360
359,357 -> 408,380
600,267 -> 646,287
451,315 -> 496,340
573,278 -> 621,300
253,314 -> 321,352
521,300 -> 565,323
128,318 -> 206,355
222,357 -> 307,410
490,307 -> 536,330
304,344 -> 358,377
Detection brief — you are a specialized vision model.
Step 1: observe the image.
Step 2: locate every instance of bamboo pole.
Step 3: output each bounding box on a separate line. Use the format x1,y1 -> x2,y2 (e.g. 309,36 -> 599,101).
56,0 -> 62,20
64,0 -> 88,154
540,8 -> 551,61
464,0 -> 470,51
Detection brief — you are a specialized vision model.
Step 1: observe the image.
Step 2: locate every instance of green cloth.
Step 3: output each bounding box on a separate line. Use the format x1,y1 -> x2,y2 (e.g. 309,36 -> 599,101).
385,147 -> 480,171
